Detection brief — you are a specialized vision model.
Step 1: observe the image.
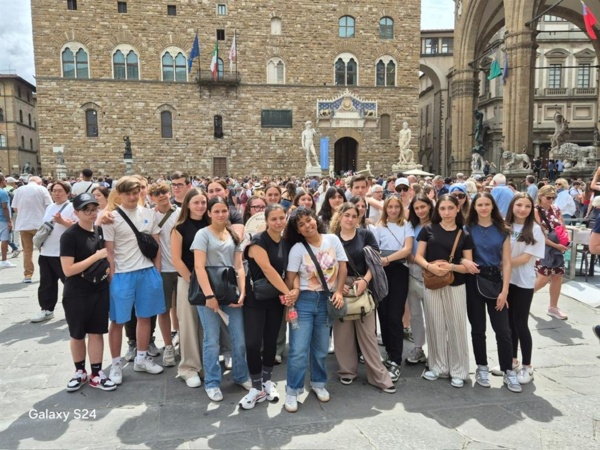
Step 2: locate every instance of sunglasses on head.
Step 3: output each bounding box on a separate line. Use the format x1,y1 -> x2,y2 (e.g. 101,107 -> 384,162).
395,185 -> 409,192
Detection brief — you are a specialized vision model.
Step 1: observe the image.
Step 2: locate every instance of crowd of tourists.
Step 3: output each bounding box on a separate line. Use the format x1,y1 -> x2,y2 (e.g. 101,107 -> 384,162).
1,166 -> 600,412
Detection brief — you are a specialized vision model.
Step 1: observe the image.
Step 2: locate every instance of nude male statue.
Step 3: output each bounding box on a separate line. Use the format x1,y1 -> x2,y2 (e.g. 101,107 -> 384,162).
302,121 -> 320,168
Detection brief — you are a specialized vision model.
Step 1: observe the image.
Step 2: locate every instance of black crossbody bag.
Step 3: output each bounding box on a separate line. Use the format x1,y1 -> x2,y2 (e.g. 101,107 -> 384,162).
80,226 -> 110,284
116,208 -> 159,260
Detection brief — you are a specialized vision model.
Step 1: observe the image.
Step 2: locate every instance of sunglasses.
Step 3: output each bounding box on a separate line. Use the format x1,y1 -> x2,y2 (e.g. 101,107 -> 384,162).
150,189 -> 169,196
451,192 -> 466,199
545,196 -> 556,200
395,185 -> 409,192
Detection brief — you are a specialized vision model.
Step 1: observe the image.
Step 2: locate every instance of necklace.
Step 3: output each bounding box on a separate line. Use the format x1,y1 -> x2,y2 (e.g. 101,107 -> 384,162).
478,223 -> 492,239
211,227 -> 228,242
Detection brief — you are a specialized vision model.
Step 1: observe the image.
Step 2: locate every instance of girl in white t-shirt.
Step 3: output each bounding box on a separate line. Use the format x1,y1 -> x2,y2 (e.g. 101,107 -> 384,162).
505,193 -> 545,385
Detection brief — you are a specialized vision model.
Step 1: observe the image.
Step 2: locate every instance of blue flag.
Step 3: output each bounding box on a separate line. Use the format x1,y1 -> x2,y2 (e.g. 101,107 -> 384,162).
188,34 -> 199,73
502,53 -> 509,84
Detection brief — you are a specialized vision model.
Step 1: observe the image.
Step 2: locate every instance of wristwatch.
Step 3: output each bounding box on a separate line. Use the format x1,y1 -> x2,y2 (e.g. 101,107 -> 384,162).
206,295 -> 216,300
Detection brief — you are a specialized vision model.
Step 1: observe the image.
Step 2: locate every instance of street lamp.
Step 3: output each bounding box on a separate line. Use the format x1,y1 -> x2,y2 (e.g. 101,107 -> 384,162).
123,136 -> 133,175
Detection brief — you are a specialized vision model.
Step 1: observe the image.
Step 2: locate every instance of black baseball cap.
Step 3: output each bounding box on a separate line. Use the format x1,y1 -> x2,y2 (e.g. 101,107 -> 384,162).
73,193 -> 99,211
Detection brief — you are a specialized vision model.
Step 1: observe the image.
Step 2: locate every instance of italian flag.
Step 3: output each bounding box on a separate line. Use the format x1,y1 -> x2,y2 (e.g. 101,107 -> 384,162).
210,42 -> 219,79
582,1 -> 598,39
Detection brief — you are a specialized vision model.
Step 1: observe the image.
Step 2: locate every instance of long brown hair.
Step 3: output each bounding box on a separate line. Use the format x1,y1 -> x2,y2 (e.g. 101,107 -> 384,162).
329,202 -> 359,235
505,193 -> 538,245
207,196 -> 241,246
173,188 -> 207,229
466,192 -> 510,234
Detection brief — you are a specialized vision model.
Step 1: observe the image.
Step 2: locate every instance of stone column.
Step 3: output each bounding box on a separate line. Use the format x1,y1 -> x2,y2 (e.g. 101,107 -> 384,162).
450,69 -> 478,175
502,30 -> 537,156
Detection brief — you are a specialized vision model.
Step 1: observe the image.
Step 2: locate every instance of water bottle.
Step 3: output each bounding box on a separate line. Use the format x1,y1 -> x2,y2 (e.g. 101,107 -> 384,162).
288,306 -> 299,330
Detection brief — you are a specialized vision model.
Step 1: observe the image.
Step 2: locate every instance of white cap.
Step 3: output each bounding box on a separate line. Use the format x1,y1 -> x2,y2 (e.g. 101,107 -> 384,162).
395,177 -> 410,188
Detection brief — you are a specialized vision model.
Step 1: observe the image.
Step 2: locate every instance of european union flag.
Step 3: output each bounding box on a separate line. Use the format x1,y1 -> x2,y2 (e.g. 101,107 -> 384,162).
188,34 -> 199,73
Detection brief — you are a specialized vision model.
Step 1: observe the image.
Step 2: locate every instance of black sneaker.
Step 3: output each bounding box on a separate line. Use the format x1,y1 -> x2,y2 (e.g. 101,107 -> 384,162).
66,370 -> 88,392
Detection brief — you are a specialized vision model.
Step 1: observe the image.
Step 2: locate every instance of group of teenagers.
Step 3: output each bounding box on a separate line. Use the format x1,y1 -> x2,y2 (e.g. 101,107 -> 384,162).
54,171 -> 568,413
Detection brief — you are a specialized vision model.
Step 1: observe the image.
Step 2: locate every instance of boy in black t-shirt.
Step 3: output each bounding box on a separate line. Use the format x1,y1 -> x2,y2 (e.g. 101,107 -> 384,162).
60,193 -> 116,392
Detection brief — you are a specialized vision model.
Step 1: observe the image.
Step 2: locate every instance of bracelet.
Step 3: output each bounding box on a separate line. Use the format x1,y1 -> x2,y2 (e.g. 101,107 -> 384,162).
426,263 -> 430,271
451,264 -> 455,272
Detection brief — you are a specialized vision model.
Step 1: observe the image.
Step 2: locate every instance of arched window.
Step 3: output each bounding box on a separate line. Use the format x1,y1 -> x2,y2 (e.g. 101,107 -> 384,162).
21,136 -> 25,148
0,134 -> 6,147
271,17 -> 282,35
380,114 -> 391,139
30,138 -> 34,150
376,56 -> 396,86
267,58 -> 285,84
339,16 -> 355,38
85,109 -> 98,137
19,110 -> 23,123
113,48 -> 139,80
334,54 -> 358,86
76,48 -> 89,78
379,17 -> 394,39
0,108 -> 4,122
217,57 -> 224,79
161,111 -> 173,138
162,51 -> 187,81
62,48 -> 75,78
28,113 -> 32,127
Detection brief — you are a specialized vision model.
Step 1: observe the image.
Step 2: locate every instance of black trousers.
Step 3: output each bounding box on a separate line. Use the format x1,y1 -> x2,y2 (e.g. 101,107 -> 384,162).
507,283 -> 534,366
38,255 -> 65,312
125,311 -> 157,342
466,275 -> 513,371
378,262 -> 409,364
243,304 -> 284,375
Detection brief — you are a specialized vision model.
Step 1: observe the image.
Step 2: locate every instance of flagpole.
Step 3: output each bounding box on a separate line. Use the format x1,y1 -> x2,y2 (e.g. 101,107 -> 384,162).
235,29 -> 238,82
196,28 -> 200,82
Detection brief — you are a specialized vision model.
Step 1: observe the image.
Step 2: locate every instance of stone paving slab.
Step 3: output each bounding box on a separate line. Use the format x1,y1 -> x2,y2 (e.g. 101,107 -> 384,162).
2,254 -> 600,449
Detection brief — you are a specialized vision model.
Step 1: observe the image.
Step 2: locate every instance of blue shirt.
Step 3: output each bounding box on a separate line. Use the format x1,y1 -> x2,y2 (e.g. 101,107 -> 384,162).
467,223 -> 507,267
527,184 -> 538,202
491,185 -> 515,218
0,189 -> 9,222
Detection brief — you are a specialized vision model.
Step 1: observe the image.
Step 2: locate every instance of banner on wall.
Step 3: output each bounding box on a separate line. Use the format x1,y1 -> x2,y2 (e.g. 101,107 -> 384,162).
320,137 -> 330,170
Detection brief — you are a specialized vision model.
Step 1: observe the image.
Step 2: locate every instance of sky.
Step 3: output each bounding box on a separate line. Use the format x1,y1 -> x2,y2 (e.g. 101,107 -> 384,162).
0,0 -> 456,86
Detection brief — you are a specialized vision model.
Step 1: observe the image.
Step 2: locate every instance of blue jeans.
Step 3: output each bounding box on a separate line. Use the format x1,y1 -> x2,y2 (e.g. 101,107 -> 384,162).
286,291 -> 330,395
197,305 -> 249,389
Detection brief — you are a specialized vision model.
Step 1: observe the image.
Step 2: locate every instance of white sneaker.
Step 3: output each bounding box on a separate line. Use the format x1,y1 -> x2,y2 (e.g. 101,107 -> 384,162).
284,394 -> 298,413
263,380 -> 280,402
162,345 -> 176,367
206,387 -> 223,402
328,337 -> 335,354
239,388 -> 267,410
224,355 -> 233,370
517,366 -> 534,384
109,364 -> 123,385
31,310 -> 54,323
311,386 -> 330,402
236,379 -> 252,391
491,361 -> 520,376
185,375 -> 202,388
0,260 -> 16,268
134,356 -> 164,374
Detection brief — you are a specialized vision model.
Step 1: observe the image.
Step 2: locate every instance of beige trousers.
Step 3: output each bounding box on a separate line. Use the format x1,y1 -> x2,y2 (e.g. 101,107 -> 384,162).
176,277 -> 203,380
19,230 -> 36,278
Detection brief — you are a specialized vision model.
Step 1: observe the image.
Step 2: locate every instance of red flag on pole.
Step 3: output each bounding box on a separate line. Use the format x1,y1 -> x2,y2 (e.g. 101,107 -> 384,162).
582,1 -> 598,40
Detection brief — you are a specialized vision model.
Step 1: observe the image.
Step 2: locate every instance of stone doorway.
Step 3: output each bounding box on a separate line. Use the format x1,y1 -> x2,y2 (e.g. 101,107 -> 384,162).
334,137 -> 358,173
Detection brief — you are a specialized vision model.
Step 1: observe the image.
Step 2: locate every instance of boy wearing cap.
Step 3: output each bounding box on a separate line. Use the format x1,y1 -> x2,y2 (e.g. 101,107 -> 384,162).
60,193 -> 116,391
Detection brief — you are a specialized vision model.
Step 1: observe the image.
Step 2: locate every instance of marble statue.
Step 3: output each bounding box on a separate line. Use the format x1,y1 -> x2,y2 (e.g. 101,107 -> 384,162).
551,142 -> 597,167
301,121 -> 320,168
502,151 -> 532,171
550,112 -> 569,151
329,162 -> 335,178
398,122 -> 414,164
471,152 -> 484,172
366,161 -> 371,173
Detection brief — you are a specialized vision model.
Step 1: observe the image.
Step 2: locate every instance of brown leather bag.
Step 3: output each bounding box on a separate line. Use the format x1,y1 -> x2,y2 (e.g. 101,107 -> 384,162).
422,230 -> 462,290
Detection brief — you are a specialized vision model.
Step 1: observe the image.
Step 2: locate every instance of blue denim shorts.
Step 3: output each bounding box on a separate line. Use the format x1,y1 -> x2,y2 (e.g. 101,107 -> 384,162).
109,266 -> 166,323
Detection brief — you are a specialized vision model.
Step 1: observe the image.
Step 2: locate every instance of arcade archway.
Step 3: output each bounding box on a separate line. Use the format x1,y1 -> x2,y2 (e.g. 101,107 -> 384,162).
334,137 -> 358,173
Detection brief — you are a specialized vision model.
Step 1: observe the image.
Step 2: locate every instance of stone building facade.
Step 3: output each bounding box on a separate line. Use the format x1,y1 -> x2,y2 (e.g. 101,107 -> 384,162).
0,75 -> 40,176
31,0 -> 420,178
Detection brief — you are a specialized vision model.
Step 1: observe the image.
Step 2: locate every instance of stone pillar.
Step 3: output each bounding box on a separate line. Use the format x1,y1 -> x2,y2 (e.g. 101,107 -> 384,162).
502,30 -> 537,156
450,69 -> 478,175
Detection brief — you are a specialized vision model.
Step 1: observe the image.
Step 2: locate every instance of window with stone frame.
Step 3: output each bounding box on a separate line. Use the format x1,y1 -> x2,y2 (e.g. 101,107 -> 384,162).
62,48 -> 76,78
376,57 -> 396,86
577,64 -> 591,88
334,53 -> 358,86
271,17 -> 282,35
423,38 -> 438,54
217,57 -> 224,79
380,114 -> 391,139
118,2 -> 127,14
167,5 -> 176,16
67,0 -> 77,10
21,136 -> 25,148
19,110 -> 23,123
85,109 -> 99,137
0,134 -> 6,147
267,58 -> 285,84
548,64 -> 562,89
339,16 -> 355,38
0,108 -> 4,122
28,113 -> 32,127
441,38 -> 454,54
113,49 -> 139,80
379,17 -> 393,39
161,111 -> 173,138
162,51 -> 187,82
30,138 -> 34,150
217,4 -> 227,16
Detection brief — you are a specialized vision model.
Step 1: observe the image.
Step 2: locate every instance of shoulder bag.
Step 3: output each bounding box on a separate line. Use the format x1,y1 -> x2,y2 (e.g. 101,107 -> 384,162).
116,208 -> 159,260
80,226 -> 110,284
422,229 -> 462,290
302,241 -> 346,320
33,203 -> 69,250
188,266 -> 240,306
248,236 -> 286,301
537,207 -> 565,269
341,242 -> 375,322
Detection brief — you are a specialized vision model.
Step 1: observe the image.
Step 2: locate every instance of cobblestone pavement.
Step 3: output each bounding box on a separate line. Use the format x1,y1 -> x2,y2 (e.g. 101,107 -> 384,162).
1,253 -> 600,449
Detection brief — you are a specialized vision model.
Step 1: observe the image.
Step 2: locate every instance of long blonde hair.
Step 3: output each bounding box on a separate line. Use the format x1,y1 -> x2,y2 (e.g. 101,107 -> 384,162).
378,196 -> 406,226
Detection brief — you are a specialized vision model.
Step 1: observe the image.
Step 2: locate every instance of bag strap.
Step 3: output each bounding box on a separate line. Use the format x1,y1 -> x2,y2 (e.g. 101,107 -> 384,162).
116,207 -> 142,237
302,241 -> 331,294
537,206 -> 554,232
448,229 -> 462,263
49,202 -> 70,224
158,206 -> 176,228
84,182 -> 93,193
384,225 -> 404,247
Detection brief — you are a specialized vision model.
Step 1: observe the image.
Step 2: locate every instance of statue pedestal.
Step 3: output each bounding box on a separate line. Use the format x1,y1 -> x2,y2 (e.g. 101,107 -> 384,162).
305,166 -> 322,178
56,164 -> 67,180
392,162 -> 422,174
471,169 -> 485,178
